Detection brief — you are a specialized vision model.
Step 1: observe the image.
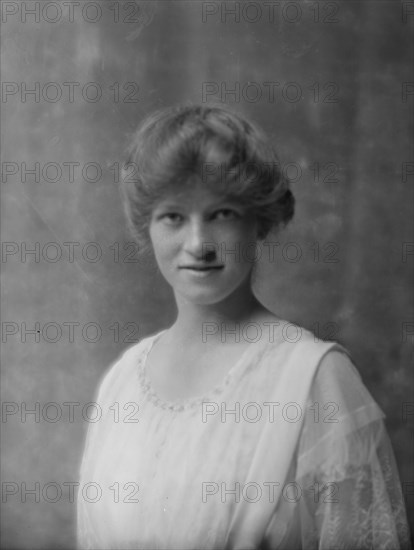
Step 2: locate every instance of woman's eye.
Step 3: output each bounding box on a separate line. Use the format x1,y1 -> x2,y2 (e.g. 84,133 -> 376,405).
214,209 -> 240,220
162,213 -> 182,224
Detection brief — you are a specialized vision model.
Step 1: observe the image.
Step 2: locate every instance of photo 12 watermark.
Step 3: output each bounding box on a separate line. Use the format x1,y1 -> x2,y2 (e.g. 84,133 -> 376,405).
201,400 -> 340,424
1,160 -> 343,186
201,81 -> 339,104
1,242 -> 141,264
1,82 -> 140,104
201,320 -> 341,344
198,160 -> 341,186
1,481 -> 140,503
1,401 -> 142,424
0,240 -> 341,265
201,2 -> 341,24
201,480 -> 339,504
1,321 -> 141,343
1,1 -> 156,25
199,240 -> 340,265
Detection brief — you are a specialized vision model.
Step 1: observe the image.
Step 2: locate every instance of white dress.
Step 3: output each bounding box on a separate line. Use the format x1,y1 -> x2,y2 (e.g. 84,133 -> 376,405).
77,321 -> 411,550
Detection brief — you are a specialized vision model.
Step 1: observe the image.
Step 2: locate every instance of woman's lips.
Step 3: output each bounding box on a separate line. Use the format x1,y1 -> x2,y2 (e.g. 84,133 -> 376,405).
180,265 -> 224,270
180,266 -> 224,277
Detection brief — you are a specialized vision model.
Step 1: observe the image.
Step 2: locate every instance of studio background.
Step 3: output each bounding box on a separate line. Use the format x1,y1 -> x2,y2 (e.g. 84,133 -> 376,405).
1,1 -> 413,548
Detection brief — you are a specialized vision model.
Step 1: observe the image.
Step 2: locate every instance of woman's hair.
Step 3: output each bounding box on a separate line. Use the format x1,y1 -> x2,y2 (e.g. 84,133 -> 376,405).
120,103 -> 295,254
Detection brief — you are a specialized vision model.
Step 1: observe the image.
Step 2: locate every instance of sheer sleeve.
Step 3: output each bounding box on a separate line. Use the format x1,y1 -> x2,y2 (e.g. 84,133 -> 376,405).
296,351 -> 411,550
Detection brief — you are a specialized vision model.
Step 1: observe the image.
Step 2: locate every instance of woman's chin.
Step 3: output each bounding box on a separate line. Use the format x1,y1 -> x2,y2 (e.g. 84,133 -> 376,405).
175,286 -> 232,307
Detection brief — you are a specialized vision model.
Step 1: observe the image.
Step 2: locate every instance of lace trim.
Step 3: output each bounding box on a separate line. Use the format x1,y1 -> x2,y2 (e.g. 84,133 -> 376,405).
299,446 -> 412,549
135,333 -> 270,413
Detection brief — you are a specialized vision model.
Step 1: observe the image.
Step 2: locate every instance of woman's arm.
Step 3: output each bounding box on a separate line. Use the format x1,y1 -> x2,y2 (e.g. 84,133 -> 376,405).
296,351 -> 411,549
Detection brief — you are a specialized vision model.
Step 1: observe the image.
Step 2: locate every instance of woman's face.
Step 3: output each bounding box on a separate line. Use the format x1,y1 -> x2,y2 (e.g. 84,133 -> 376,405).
148,183 -> 260,306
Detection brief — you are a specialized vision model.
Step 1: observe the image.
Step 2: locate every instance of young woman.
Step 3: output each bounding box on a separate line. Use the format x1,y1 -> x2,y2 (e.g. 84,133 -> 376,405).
77,104 -> 411,549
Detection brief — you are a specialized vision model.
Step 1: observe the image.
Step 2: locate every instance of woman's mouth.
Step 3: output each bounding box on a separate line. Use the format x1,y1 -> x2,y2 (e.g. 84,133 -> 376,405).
180,265 -> 224,277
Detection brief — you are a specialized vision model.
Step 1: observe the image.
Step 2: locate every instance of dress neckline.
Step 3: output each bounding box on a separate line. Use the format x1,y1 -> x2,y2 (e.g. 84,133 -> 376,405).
136,328 -> 273,412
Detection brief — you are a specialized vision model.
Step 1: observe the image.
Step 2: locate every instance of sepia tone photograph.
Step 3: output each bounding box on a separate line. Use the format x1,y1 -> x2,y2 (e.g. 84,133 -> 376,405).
1,1 -> 413,549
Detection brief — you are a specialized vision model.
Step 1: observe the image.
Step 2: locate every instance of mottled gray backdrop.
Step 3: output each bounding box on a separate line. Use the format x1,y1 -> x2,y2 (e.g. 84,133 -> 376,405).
1,1 -> 413,548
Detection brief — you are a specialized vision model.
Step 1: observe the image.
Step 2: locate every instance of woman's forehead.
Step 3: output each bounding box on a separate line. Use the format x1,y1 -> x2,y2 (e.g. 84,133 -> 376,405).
155,185 -> 235,208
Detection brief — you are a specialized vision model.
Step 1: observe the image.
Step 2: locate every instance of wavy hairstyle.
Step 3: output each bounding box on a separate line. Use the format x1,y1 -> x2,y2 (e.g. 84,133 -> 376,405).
120,103 -> 295,254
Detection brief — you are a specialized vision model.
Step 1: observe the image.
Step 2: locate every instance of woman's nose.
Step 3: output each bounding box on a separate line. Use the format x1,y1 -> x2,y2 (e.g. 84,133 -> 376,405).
183,220 -> 216,260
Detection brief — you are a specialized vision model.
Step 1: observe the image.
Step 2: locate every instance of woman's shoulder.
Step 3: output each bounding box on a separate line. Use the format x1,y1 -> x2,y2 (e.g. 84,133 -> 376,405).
259,315 -> 387,427
244,311 -> 357,395
251,309 -> 350,357
311,350 -> 385,417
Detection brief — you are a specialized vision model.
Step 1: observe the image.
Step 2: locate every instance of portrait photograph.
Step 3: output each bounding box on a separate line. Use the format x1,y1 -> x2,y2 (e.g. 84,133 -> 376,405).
1,1 -> 413,549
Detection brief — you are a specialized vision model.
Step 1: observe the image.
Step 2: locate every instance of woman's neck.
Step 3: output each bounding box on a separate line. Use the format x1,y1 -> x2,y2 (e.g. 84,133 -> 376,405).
170,279 -> 267,346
